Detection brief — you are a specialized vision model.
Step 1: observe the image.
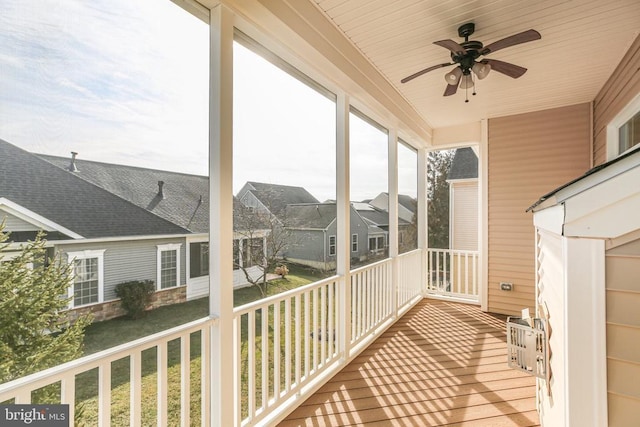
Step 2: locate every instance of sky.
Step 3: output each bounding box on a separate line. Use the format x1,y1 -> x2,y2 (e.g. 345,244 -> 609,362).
0,0 -> 417,203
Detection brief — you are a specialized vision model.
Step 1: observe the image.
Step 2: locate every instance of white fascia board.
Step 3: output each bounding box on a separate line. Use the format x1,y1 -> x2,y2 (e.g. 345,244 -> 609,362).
283,227 -> 327,232
533,204 -> 565,235
563,166 -> 640,238
447,178 -> 478,185
51,233 -> 196,246
550,152 -> 640,206
0,197 -> 83,239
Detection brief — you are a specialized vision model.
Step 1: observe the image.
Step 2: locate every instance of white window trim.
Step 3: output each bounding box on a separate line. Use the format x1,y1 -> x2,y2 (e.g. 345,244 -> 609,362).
329,235 -> 336,256
157,243 -> 182,291
606,92 -> 640,161
67,249 -> 105,309
351,233 -> 358,252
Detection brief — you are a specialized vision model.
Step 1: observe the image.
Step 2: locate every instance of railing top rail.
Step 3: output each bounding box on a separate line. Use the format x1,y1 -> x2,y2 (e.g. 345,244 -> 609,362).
397,248 -> 422,259
0,316 -> 217,398
350,257 -> 392,276
427,248 -> 479,255
233,275 -> 340,316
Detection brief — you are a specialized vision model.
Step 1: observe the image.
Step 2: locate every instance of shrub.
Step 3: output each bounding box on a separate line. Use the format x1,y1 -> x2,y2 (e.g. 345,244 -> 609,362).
274,264 -> 289,278
0,225 -> 91,385
115,280 -> 155,319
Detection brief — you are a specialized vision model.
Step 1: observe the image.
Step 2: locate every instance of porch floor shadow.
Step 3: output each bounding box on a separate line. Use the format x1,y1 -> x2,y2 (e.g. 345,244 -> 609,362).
279,299 -> 540,426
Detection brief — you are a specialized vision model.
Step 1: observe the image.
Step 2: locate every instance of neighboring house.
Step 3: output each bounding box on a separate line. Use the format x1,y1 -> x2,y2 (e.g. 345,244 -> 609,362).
282,202 -> 370,270
39,152 -> 213,300
0,139 -> 192,321
365,193 -> 416,249
369,192 -> 416,223
236,181 -> 319,221
351,202 -> 389,256
446,147 -> 478,251
41,152 -> 269,299
0,140 -> 268,322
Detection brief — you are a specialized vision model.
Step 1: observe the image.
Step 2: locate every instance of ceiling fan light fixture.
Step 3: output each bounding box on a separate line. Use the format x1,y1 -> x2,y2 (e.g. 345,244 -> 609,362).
459,74 -> 474,89
472,62 -> 491,79
444,67 -> 462,85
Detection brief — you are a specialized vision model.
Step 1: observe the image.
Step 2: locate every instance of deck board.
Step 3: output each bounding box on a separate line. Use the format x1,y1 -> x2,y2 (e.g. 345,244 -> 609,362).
279,299 -> 539,426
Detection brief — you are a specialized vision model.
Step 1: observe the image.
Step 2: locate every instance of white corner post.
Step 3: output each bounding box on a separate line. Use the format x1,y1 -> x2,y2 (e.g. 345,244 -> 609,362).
417,147 -> 428,296
479,119 -> 489,311
562,237 -> 608,427
209,4 -> 234,427
336,92 -> 352,360
388,129 -> 399,315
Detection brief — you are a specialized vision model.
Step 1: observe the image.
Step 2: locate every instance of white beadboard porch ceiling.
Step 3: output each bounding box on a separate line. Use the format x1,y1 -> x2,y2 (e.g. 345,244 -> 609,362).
311,0 -> 640,129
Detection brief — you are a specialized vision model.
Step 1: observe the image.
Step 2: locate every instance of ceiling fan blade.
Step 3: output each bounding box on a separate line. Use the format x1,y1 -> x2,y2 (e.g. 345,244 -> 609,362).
433,39 -> 466,55
482,59 -> 527,78
443,79 -> 460,96
481,29 -> 541,55
401,62 -> 453,84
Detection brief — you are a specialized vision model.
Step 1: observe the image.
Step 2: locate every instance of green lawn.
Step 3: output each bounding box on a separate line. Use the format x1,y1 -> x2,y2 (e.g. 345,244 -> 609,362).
74,265 -> 328,425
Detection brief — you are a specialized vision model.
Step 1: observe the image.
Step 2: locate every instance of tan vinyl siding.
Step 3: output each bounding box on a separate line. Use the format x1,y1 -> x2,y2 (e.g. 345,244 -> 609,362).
593,34 -> 640,165
451,181 -> 478,251
487,103 -> 591,316
606,239 -> 640,425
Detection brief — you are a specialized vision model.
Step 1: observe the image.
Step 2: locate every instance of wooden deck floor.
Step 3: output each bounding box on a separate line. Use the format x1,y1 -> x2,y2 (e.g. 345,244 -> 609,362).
279,299 -> 539,426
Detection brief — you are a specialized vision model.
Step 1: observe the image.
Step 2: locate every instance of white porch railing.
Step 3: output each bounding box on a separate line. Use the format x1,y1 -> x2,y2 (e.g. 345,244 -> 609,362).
0,247 -> 484,426
349,258 -> 393,348
0,316 -> 217,426
426,248 -> 479,303
233,276 -> 340,426
397,249 -> 424,309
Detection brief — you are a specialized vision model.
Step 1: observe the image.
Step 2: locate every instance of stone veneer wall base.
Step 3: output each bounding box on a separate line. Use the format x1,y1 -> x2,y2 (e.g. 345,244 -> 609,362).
66,285 -> 187,323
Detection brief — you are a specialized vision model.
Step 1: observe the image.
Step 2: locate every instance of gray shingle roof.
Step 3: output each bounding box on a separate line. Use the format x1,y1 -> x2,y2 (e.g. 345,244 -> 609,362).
0,139 -> 189,238
246,182 -> 319,219
398,194 -> 417,212
39,154 -> 209,233
447,147 -> 478,180
284,203 -> 336,229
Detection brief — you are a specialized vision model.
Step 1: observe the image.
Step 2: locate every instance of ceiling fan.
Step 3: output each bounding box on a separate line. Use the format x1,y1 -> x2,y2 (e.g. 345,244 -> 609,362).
401,23 -> 541,101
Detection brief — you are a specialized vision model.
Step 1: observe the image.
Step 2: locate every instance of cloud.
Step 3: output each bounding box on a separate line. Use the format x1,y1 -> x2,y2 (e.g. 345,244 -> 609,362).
0,0 -> 408,201
0,0 -> 209,175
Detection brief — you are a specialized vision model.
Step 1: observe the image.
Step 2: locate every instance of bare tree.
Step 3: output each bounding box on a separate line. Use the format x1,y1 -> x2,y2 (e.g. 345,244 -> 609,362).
233,197 -> 295,297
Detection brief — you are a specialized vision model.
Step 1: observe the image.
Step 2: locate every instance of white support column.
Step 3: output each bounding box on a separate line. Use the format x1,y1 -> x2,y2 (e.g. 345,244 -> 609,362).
417,147 -> 428,296
479,119 -> 489,311
388,130 -> 399,257
563,237 -> 608,427
209,5 -> 234,427
336,92 -> 351,359
388,130 -> 399,314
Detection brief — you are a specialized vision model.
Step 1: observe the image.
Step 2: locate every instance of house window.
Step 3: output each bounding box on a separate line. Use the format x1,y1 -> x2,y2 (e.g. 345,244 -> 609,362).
157,243 -> 181,289
607,93 -> 640,160
352,234 -> 358,252
369,237 -> 376,251
329,235 -> 336,256
189,242 -> 209,278
377,236 -> 385,249
67,250 -> 104,308
619,111 -> 640,155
